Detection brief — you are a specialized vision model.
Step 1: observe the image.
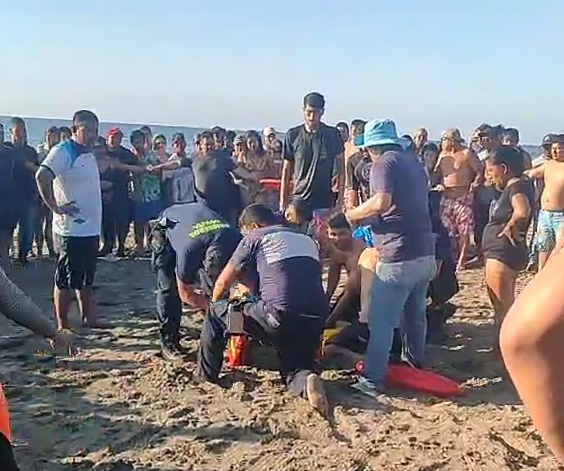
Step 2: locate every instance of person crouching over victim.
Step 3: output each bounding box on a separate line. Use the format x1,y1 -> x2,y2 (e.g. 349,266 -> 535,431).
199,204 -> 330,416
151,200 -> 242,362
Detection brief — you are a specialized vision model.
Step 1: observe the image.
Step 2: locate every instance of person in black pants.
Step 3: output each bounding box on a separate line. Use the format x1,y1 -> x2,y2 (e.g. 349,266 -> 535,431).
202,204 -> 330,416
150,200 -> 241,362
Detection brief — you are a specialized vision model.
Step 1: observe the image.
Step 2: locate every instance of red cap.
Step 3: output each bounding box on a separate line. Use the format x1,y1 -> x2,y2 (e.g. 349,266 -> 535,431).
106,127 -> 123,138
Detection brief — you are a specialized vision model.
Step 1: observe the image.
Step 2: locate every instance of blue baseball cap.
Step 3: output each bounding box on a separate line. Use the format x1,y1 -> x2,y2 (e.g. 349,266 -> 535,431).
353,118 -> 410,149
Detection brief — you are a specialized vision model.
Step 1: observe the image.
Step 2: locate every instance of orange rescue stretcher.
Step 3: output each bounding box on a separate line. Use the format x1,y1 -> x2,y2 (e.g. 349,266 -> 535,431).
0,384 -> 11,443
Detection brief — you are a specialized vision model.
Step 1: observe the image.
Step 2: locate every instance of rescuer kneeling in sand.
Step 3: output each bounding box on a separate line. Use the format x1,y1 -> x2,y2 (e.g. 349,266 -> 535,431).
198,204 -> 330,416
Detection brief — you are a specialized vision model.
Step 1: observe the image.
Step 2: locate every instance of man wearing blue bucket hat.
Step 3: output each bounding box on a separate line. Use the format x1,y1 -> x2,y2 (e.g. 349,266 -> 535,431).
343,118 -> 436,396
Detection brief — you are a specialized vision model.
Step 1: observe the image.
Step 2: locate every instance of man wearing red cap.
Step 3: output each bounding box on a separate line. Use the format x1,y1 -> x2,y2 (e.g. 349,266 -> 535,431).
105,128 -> 137,256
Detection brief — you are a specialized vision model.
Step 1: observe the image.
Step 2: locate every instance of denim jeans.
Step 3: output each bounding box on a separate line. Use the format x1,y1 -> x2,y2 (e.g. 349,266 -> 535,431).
16,204 -> 36,258
363,255 -> 436,387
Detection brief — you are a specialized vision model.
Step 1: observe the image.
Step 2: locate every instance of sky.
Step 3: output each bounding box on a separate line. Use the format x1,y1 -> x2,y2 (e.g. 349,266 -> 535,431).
0,0 -> 562,142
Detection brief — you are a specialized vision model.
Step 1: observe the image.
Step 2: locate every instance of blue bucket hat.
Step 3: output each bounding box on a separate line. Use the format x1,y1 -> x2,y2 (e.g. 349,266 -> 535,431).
353,118 -> 410,149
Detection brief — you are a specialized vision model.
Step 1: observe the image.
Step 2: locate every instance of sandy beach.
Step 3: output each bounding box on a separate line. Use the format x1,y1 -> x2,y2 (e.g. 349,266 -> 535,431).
1,260 -> 560,471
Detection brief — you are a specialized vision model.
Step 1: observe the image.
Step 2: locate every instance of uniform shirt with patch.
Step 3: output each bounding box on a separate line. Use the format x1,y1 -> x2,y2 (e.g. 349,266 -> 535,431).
40,140 -> 102,237
163,202 -> 241,287
231,225 -> 329,317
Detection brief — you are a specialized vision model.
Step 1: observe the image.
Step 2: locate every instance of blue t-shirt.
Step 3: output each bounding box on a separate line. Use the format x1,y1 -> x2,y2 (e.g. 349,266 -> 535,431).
368,150 -> 435,263
163,202 -> 241,289
230,225 -> 329,318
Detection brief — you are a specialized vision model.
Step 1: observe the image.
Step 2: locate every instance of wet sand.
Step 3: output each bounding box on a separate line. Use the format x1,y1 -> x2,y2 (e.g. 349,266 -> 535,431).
1,260 -> 560,471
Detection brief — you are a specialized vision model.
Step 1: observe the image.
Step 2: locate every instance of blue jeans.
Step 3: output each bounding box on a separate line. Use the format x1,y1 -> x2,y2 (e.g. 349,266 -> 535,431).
536,209 -> 564,253
363,255 -> 437,387
16,204 -> 36,258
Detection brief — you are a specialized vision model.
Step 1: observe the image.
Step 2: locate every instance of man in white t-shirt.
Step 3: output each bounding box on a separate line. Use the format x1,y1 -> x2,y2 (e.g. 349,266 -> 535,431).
35,110 -> 102,331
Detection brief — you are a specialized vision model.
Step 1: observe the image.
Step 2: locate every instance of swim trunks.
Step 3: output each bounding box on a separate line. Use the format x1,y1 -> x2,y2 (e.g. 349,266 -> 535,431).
536,209 -> 564,253
439,193 -> 474,240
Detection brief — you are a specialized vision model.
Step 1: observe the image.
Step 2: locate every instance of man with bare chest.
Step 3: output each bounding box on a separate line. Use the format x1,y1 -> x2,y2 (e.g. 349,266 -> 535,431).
434,128 -> 482,270
526,134 -> 564,268
324,213 -> 366,326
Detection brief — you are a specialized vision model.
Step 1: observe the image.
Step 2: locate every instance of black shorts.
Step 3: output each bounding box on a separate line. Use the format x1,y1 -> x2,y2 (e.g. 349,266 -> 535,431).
55,236 -> 99,290
326,322 -> 370,355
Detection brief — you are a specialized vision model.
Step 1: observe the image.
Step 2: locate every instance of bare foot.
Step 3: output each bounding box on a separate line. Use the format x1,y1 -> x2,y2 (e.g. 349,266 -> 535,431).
305,373 -> 329,417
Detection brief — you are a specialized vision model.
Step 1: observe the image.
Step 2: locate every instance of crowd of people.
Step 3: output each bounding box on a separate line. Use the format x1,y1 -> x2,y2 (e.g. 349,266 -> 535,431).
2,90 -> 564,467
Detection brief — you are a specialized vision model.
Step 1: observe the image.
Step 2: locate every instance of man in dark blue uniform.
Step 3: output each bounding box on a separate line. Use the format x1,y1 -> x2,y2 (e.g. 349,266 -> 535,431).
151,201 -> 241,361
200,204 -> 330,416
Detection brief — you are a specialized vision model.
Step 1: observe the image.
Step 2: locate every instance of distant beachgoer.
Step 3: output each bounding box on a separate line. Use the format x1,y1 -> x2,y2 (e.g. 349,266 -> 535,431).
482,147 -> 534,343
472,124 -> 503,260
152,134 -> 169,163
344,118 -> 436,396
435,128 -> 482,270
225,130 -> 236,154
94,139 -> 118,257
9,117 -> 40,265
421,142 -> 440,184
344,119 -> 367,209
263,126 -> 277,152
502,127 -> 532,170
140,125 -> 153,151
526,133 -> 555,270
130,130 -> 164,254
233,135 -> 246,164
206,204 -> 330,416
525,134 -> 564,269
106,127 -> 138,257
35,126 -> 61,258
336,121 -> 349,144
151,200 -> 241,361
413,127 -> 428,157
211,126 -> 227,151
35,110 -> 103,330
151,132 -> 196,206
0,143 -> 25,264
59,126 -> 72,142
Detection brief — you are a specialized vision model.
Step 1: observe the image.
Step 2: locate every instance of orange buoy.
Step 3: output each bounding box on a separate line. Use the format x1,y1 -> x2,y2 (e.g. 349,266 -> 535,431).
0,384 -> 11,443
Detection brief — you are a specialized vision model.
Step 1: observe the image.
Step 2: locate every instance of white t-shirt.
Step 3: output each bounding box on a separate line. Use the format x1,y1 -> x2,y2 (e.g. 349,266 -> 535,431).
40,140 -> 102,237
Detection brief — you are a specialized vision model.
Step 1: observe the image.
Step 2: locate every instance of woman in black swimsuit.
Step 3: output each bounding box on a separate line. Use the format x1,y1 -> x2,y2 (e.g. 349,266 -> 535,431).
482,146 -> 534,336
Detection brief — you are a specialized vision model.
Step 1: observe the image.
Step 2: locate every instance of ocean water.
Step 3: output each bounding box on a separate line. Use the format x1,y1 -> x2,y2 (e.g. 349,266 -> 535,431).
0,115 -> 213,151
0,115 -> 544,158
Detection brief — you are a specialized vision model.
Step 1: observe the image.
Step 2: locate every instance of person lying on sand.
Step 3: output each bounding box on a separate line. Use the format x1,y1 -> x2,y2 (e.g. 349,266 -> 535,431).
500,246 -> 564,464
203,204 -> 330,416
324,213 -> 366,327
323,247 -> 379,367
150,200 -> 242,362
